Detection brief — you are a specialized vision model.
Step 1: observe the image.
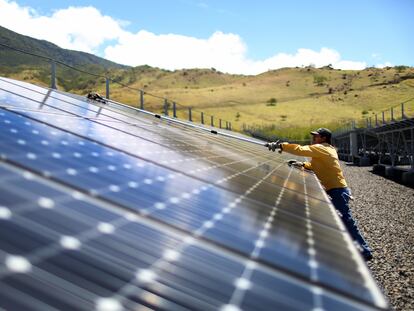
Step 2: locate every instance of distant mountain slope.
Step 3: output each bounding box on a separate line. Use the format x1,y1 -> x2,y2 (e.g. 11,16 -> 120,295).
0,25 -> 126,69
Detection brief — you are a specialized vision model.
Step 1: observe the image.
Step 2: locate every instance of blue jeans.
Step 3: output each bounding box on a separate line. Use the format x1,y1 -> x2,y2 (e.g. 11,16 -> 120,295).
327,188 -> 371,256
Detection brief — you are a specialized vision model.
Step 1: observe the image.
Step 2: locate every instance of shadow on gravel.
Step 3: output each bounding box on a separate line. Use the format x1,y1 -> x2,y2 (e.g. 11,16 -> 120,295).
343,162 -> 414,189
370,166 -> 414,189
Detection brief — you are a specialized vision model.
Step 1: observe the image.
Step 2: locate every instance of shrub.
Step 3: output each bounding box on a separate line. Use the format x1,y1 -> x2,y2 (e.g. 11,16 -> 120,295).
267,98 -> 277,104
395,65 -> 408,73
362,110 -> 369,115
313,75 -> 327,86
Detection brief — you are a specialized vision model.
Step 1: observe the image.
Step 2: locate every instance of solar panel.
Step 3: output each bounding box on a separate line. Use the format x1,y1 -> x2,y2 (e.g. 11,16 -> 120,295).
0,77 -> 387,310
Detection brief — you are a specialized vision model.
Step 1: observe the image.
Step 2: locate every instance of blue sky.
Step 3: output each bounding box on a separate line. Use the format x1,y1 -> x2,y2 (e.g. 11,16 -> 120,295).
1,0 -> 413,73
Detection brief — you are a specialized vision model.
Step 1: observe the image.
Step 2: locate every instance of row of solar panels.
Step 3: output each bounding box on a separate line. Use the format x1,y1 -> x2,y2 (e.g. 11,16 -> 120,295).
0,77 -> 387,310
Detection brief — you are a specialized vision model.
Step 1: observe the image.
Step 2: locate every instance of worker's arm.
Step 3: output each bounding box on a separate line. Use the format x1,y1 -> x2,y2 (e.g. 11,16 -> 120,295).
287,159 -> 313,170
281,143 -> 322,158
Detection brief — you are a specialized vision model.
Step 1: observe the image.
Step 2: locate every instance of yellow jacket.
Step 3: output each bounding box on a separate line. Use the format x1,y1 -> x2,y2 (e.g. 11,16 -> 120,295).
281,142 -> 347,191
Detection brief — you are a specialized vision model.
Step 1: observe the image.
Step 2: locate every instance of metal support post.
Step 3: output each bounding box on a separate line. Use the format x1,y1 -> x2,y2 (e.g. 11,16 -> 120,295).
382,111 -> 385,124
350,131 -> 358,160
201,112 -> 204,124
391,107 -> 394,121
173,102 -> 177,118
402,103 -> 406,119
211,116 -> 214,127
375,114 -> 378,127
391,132 -> 396,167
411,128 -> 414,170
164,99 -> 168,116
50,61 -> 57,90
140,90 -> 144,109
188,107 -> 192,121
219,119 -> 222,129
105,77 -> 110,99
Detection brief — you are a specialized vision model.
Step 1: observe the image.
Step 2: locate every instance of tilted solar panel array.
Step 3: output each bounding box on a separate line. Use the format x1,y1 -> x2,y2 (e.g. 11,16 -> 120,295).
0,77 -> 387,311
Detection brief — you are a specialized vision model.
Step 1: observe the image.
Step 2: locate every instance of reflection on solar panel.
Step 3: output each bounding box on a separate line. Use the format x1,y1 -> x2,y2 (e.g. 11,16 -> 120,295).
0,77 -> 387,310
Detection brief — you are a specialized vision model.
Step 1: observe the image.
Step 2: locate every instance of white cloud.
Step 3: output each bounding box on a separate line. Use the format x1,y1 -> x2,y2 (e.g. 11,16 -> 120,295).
0,0 -> 125,53
0,0 -> 368,74
375,62 -> 393,68
105,34 -> 366,74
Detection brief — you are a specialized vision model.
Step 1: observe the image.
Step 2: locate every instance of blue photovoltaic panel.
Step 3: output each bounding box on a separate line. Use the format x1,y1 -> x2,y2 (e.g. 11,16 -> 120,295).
0,77 -> 387,310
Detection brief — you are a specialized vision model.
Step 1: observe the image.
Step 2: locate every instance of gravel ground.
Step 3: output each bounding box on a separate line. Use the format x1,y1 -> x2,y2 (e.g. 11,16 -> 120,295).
341,164 -> 414,311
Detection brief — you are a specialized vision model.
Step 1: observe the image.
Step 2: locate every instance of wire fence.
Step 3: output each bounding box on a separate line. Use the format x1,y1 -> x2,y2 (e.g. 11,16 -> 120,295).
0,42 -> 233,130
334,97 -> 414,135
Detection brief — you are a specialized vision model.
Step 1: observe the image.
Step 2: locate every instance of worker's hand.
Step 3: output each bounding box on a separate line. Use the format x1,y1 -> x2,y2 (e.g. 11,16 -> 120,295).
265,140 -> 282,152
287,159 -> 304,168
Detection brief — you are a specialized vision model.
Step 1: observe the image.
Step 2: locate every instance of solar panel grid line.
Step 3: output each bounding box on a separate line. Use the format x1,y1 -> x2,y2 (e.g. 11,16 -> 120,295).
2,91 -> 272,176
0,101 -> 266,174
0,107 -> 334,217
0,119 -> 290,214
7,261 -> 106,310
224,169 -> 294,311
0,123 -> 342,252
0,166 -> 233,310
312,174 -> 388,308
0,156 -> 278,268
76,166 -> 305,311
89,92 -> 265,148
0,165 -> 282,310
0,281 -> 64,311
1,108 -> 354,247
0,78 -> 264,163
0,89 -> 208,155
290,176 -> 371,294
1,142 -> 366,308
1,78 -> 268,161
0,78 -> 388,310
0,78 -> 48,96
302,174 -> 320,285
0,104 -> 187,140
0,79 -> 243,148
302,175 -> 332,311
0,163 -> 382,311
0,108 -> 239,178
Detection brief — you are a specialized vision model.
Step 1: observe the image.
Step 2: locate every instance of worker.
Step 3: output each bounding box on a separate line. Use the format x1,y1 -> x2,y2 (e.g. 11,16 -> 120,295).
265,128 -> 373,261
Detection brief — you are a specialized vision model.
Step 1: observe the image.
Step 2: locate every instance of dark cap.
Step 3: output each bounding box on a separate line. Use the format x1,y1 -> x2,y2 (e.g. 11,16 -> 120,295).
310,128 -> 332,139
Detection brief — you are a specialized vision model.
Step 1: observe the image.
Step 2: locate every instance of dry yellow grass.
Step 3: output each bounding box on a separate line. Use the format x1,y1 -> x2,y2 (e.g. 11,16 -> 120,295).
3,66 -> 414,139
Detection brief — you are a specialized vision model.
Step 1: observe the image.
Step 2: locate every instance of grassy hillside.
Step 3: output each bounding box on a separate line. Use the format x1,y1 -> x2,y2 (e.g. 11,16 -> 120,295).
1,26 -> 413,140
101,66 -> 414,139
3,64 -> 413,140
